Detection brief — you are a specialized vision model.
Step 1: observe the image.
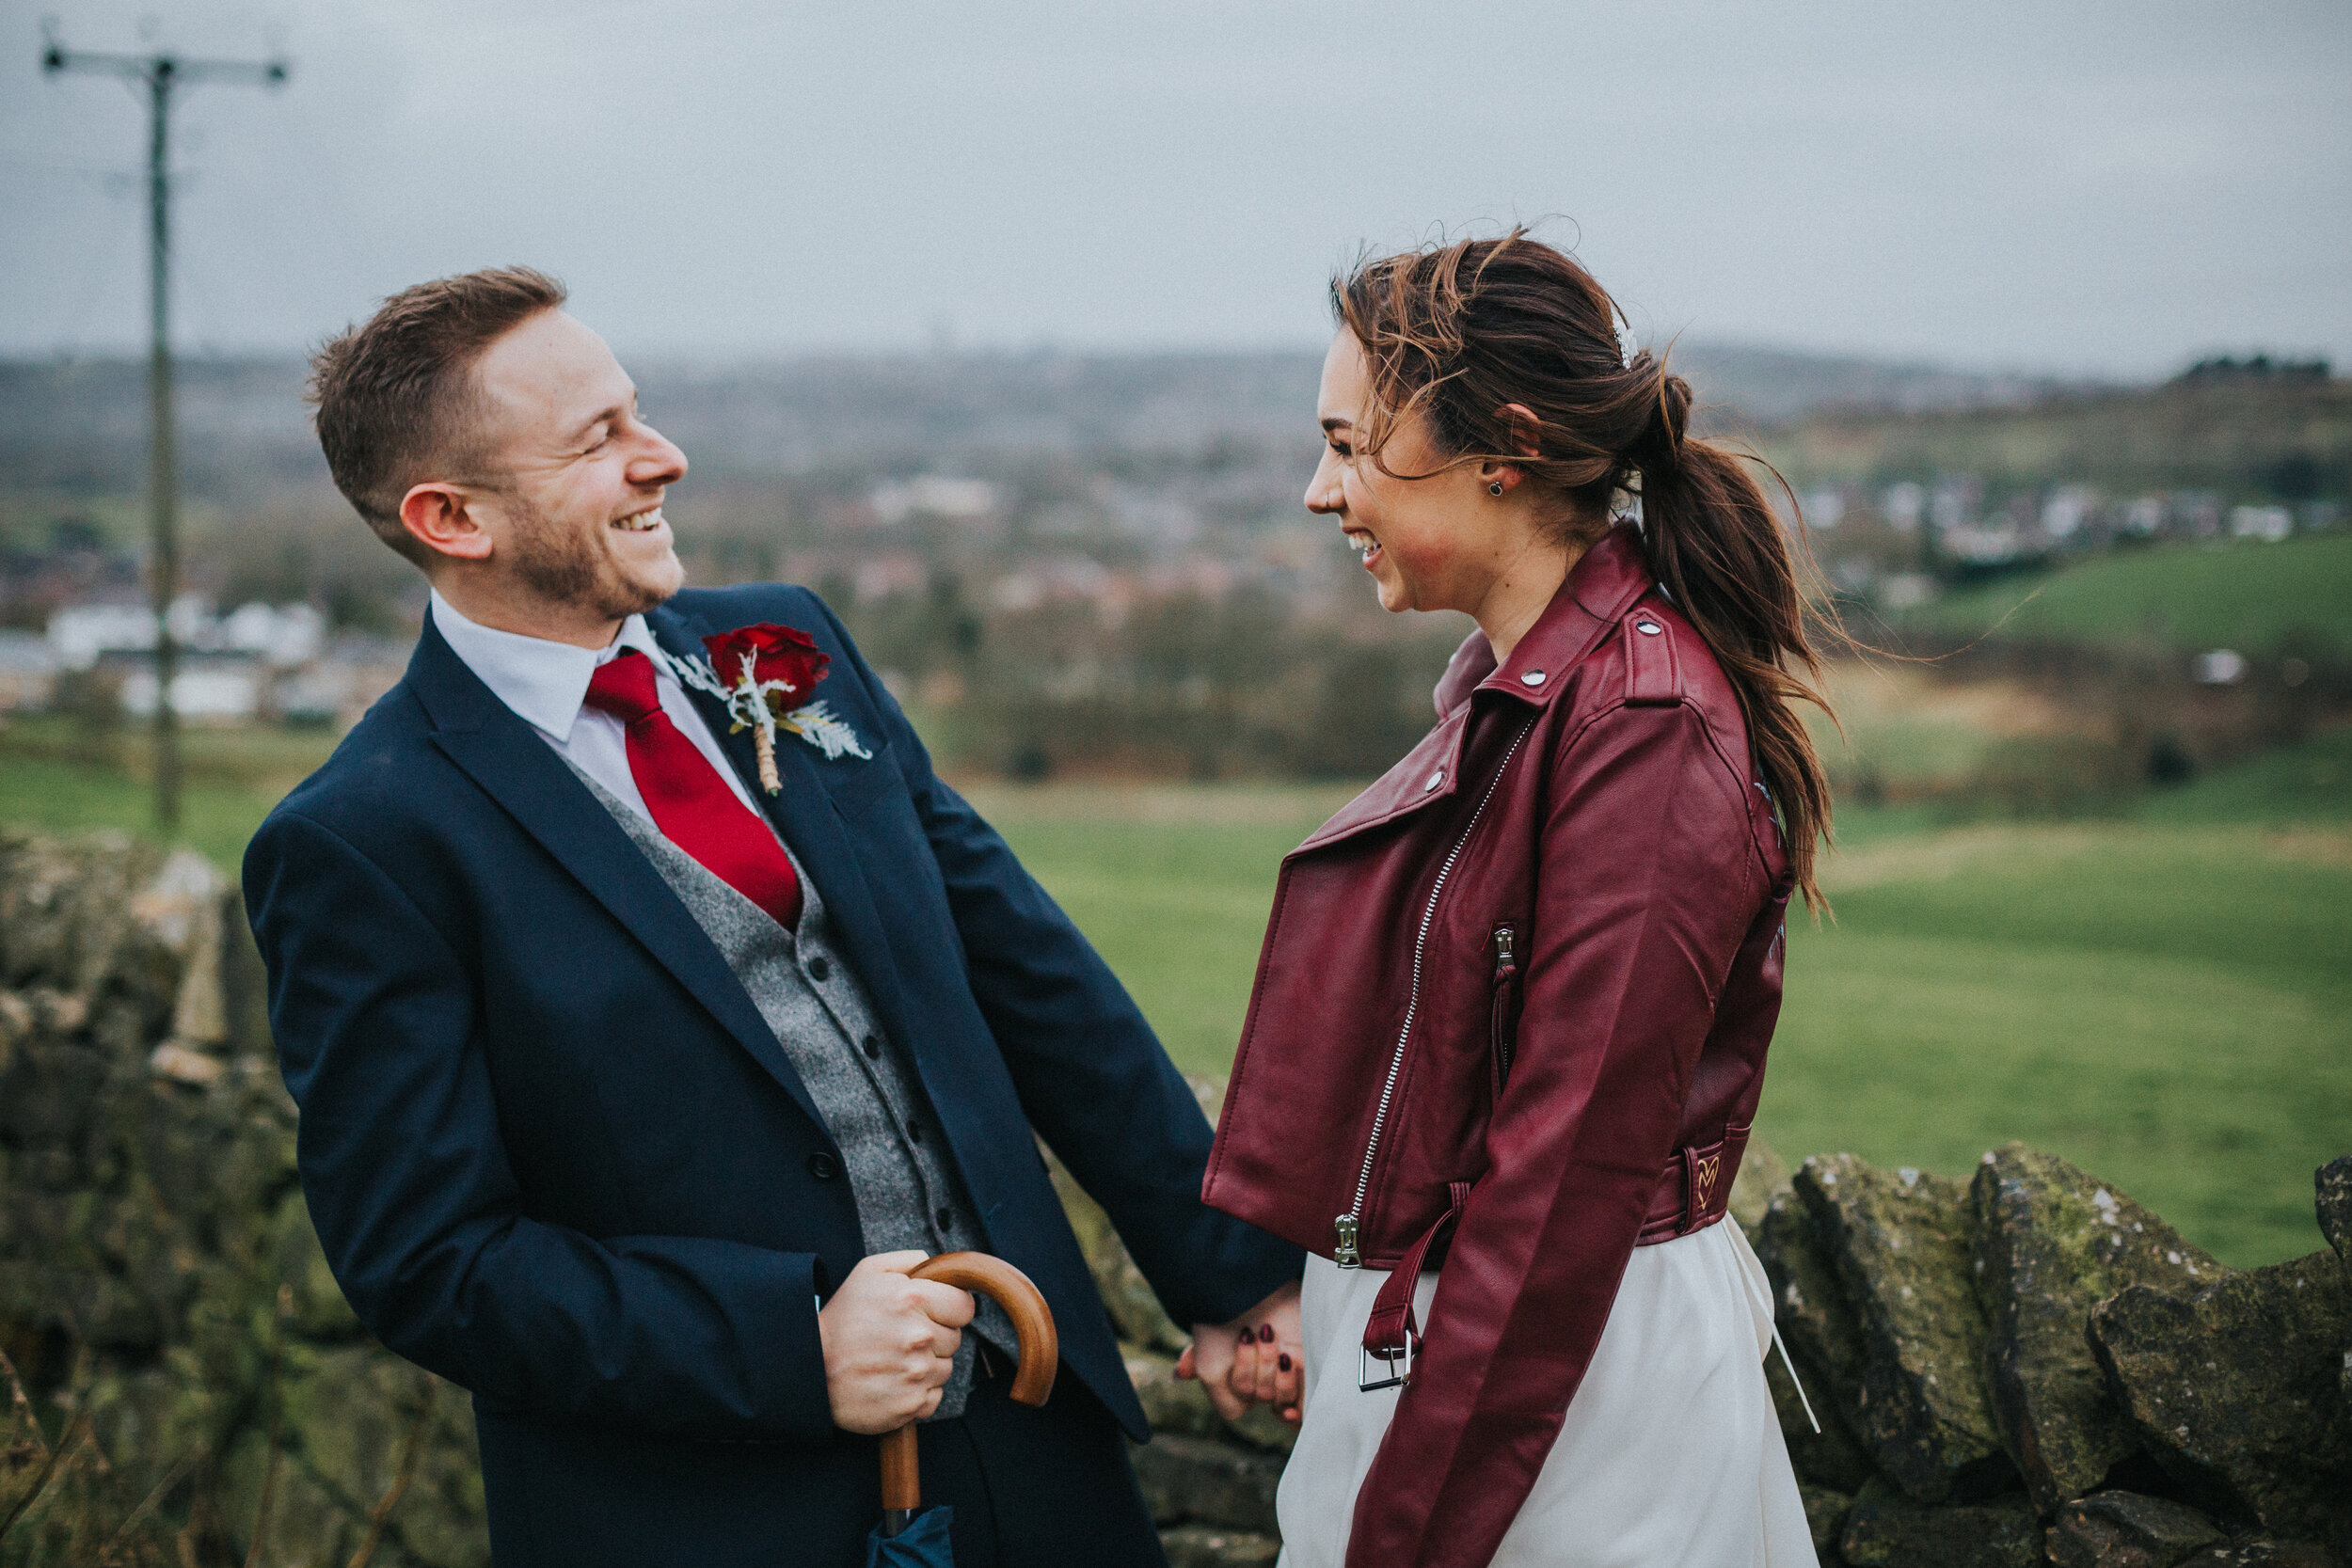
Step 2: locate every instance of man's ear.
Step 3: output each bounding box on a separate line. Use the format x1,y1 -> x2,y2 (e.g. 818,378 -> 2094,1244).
399,483 -> 495,563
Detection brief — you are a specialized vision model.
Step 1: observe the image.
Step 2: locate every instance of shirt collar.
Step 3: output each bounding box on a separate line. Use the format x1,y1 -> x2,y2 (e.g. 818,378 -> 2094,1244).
428,589 -> 660,743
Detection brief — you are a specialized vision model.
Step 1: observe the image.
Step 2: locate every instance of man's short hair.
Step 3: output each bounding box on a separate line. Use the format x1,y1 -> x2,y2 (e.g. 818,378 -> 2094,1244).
308,266 -> 568,564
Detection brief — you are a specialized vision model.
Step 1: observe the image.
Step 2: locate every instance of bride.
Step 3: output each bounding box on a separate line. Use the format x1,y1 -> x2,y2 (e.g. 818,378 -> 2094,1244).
1197,230 -> 1830,1567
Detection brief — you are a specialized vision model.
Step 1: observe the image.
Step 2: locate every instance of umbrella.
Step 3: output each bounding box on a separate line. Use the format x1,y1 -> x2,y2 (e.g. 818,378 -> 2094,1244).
869,1251 -> 1059,1566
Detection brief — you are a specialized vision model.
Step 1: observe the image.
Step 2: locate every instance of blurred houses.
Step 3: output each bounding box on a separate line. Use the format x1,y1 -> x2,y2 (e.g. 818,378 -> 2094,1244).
0,345 -> 2342,772
22,596 -> 405,726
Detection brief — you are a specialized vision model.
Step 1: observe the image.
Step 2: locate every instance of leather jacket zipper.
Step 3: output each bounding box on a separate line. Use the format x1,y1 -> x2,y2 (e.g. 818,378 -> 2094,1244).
1333,720 -> 1534,1268
1490,924 -> 1520,1096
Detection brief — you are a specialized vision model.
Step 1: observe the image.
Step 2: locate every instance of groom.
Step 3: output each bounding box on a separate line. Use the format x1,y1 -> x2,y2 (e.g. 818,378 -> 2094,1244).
246,267 -> 1301,1567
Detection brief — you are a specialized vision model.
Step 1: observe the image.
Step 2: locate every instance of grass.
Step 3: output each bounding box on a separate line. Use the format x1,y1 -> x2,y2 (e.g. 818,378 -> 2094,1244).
965,782 -> 1357,1074
4,710 -> 2344,1268
1891,532 -> 2352,656
1771,808 -> 2349,1267
0,714 -> 334,869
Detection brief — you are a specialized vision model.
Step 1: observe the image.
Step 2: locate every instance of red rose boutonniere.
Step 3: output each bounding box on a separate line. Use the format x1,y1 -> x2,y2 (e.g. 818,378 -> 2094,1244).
660,622 -> 871,794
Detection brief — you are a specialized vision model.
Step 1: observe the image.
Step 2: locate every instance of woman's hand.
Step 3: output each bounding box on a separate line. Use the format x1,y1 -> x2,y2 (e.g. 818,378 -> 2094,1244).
1175,1277 -> 1303,1425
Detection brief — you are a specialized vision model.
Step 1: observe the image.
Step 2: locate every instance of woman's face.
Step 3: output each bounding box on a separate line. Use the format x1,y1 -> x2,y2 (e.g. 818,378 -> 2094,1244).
1306,331 -> 1513,617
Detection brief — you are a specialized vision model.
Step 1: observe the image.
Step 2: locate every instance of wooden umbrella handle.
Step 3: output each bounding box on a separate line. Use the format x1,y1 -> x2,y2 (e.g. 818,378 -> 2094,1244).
878,1252 -> 1059,1520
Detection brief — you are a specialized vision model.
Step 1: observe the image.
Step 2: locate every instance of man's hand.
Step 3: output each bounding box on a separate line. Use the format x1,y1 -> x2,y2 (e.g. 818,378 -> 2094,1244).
1175,1277 -> 1303,1425
818,1251 -> 976,1435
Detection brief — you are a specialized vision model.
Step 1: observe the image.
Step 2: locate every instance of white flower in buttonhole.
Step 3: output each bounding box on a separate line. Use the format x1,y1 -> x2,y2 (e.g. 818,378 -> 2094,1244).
655,622 -> 870,795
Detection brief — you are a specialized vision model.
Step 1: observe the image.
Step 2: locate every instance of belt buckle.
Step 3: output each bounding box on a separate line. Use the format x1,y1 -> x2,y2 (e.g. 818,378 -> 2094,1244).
1358,1330 -> 1417,1392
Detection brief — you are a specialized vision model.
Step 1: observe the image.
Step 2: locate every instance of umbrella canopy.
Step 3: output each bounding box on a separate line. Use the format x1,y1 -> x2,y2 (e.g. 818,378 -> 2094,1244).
866,1503 -> 955,1566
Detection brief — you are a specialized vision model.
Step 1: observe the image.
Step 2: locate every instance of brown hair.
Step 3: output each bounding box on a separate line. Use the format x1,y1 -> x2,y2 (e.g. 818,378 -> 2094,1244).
307,266 -> 568,563
1333,230 -> 1837,908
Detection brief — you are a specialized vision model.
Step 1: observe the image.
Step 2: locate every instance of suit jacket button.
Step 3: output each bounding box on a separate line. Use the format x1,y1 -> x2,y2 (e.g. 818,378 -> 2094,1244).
808,956 -> 833,981
807,1152 -> 841,1180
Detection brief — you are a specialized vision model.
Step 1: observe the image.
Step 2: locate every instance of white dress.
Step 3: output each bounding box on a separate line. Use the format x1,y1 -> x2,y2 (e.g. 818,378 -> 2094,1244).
1275,1218 -> 1818,1568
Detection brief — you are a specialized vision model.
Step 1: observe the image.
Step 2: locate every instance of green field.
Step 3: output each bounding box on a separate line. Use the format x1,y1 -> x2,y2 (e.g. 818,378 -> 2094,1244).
5,714 -> 2345,1269
1892,531 -> 2352,655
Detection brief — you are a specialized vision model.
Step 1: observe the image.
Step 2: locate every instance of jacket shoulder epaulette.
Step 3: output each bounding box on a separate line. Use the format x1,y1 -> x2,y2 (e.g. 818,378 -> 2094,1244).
1620,599 -> 1683,707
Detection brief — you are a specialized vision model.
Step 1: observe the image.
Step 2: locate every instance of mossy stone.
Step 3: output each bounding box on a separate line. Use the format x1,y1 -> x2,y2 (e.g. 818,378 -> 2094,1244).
1971,1143 -> 2221,1511
2043,1489 -> 2226,1568
1840,1476 -> 2042,1568
1757,1186 -> 1881,1490
2090,1250 -> 2351,1551
1797,1154 -> 2010,1501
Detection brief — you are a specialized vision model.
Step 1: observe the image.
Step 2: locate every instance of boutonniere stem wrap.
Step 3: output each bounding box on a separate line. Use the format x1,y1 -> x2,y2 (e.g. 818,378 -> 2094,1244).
660,623 -> 872,794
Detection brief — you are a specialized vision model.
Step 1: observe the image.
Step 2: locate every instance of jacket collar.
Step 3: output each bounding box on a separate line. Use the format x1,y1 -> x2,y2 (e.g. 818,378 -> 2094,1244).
1295,525 -> 1658,858
1436,522 -> 1657,720
425,589 -> 667,746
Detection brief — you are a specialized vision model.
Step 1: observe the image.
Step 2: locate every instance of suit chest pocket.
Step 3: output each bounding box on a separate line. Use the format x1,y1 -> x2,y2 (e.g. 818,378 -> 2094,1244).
823,740 -> 900,821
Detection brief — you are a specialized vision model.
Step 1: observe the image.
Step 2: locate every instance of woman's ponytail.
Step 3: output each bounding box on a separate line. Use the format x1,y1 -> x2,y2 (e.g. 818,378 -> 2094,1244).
1334,230 -> 1839,911
1629,360 -> 1835,910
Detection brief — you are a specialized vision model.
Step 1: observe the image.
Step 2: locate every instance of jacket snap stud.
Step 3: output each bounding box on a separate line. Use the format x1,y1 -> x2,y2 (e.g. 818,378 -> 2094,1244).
1519,669 -> 1547,687
1635,621 -> 1662,636
1423,768 -> 1445,792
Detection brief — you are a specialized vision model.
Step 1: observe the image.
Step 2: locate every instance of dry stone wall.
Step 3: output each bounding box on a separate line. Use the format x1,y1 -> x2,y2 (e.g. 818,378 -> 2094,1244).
2,832 -> 2347,1567
1756,1144 -> 2351,1567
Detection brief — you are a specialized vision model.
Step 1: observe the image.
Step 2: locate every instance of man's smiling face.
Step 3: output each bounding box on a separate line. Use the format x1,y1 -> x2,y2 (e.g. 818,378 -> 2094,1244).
466,309 -> 689,625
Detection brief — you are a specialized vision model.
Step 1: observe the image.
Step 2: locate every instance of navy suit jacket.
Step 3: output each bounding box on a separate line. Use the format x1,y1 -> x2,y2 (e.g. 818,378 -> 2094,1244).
245,584 -> 1297,1544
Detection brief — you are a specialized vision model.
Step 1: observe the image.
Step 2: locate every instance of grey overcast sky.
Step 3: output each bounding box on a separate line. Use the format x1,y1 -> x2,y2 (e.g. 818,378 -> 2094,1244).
3,0 -> 2345,375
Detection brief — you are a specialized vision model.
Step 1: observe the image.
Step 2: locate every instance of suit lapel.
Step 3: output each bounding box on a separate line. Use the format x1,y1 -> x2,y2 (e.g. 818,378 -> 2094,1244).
408,617 -> 830,1133
645,606 -> 926,1068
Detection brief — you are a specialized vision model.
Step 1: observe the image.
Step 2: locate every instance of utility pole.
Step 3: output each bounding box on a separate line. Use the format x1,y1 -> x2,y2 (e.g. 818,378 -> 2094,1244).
40,24 -> 288,832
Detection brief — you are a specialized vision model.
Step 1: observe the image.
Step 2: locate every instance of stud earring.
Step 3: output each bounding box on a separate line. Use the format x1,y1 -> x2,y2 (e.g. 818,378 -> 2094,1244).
1488,481 -> 1505,497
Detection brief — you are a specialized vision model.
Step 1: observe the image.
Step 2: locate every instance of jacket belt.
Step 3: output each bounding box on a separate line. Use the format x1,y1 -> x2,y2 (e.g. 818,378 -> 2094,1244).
1633,1125 -> 1749,1245
1361,1124 -> 1750,1368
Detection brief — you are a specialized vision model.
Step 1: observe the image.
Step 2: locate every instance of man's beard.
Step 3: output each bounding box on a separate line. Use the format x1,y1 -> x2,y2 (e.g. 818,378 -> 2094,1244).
506,496 -> 676,623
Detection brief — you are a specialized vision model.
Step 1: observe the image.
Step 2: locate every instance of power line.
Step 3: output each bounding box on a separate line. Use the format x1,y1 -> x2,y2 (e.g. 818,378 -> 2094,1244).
40,21 -> 291,832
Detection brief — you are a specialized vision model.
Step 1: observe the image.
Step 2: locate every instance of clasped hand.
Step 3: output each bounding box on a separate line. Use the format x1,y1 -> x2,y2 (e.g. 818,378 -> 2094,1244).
1176,1278 -> 1304,1426
820,1253 -> 1304,1433
818,1251 -> 976,1433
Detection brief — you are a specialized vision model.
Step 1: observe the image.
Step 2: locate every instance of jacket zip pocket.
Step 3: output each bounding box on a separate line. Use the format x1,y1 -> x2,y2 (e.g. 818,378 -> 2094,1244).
1333,720 -> 1534,1268
1489,923 -> 1521,1099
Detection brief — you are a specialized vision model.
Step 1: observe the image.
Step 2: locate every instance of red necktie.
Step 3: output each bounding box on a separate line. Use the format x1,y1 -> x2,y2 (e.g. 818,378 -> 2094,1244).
583,649 -> 803,931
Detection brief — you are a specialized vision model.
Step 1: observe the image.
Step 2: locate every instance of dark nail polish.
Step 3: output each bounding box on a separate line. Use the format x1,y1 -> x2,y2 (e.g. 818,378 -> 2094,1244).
1238,1327 -> 1254,1345
1260,1323 -> 1273,1338
1279,1354 -> 1293,1372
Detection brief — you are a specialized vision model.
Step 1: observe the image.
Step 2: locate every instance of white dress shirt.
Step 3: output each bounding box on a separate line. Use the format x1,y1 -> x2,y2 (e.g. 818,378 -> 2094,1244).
428,590 -> 760,825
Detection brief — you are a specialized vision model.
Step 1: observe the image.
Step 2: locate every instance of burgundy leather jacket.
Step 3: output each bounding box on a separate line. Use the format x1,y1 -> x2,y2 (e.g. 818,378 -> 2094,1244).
1204,526 -> 1793,1568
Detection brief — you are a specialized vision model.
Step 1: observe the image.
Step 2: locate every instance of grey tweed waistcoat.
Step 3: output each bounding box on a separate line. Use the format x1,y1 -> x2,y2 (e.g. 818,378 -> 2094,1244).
565,759 -> 1015,1418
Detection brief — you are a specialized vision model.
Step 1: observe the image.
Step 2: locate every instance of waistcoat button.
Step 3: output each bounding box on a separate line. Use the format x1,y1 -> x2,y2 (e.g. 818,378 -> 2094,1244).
862,1033 -> 882,1058
934,1207 -> 955,1232
807,1151 -> 840,1180
808,956 -> 832,981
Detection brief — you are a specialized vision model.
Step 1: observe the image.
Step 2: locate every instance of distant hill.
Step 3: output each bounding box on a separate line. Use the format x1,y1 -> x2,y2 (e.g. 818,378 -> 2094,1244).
1756,373 -> 2352,501
0,343 -> 2110,499
1891,532 -> 2352,657
1674,343 -> 2103,430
